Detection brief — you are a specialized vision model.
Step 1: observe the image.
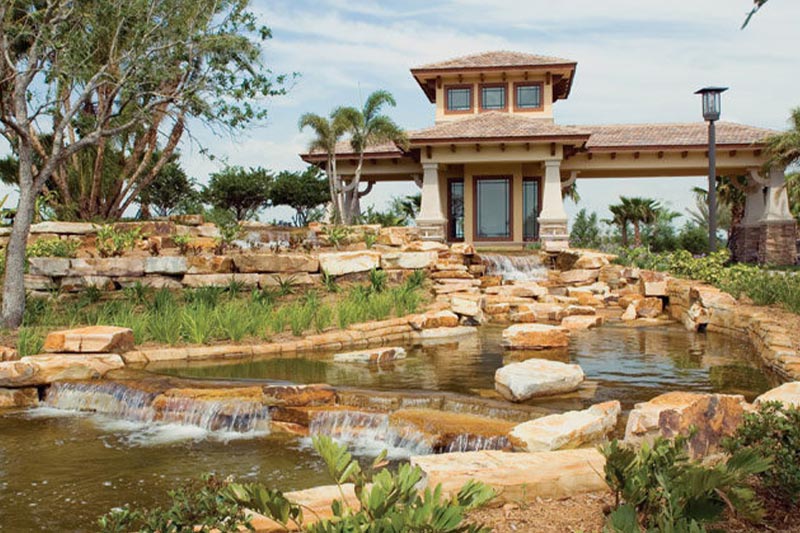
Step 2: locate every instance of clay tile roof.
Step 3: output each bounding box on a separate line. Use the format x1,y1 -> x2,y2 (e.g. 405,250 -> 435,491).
410,112 -> 590,143
582,122 -> 777,149
413,51 -> 576,71
301,139 -> 404,160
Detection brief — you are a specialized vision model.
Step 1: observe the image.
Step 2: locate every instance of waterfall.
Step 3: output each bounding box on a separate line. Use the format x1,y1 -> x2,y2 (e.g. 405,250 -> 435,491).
481,253 -> 547,281
43,382 -> 271,443
307,410 -> 433,459
441,434 -> 510,453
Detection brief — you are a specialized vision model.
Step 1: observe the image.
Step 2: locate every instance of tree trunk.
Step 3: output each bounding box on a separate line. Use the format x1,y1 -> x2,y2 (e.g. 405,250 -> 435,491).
620,224 -> 629,247
633,222 -> 641,247
325,157 -> 340,225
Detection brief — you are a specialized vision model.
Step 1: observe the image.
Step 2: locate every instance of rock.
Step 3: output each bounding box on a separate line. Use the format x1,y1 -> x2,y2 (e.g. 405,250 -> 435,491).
411,448 -> 607,502
635,297 -> 663,318
0,346 -> 17,361
621,303 -> 637,321
560,269 -> 599,285
524,303 -> 567,321
0,353 -> 124,387
450,293 -> 484,317
409,310 -> 459,330
333,347 -> 406,364
495,359 -> 584,401
169,214 -> 204,226
144,256 -> 188,275
625,391 -> 747,457
318,251 -> 381,276
24,275 -> 56,291
754,382 -> 800,408
389,408 -> 514,449
618,293 -> 644,309
563,305 -> 596,317
262,384 -> 336,406
561,315 -> 603,331
259,273 -> 315,287
450,243 -> 475,255
28,257 -> 70,277
640,270 -> 668,296
187,255 -> 233,274
377,226 -> 413,246
599,264 -> 625,287
509,310 -> 537,323
44,326 -> 135,353
684,302 -> 710,331
380,251 -> 438,270
574,253 -> 610,270
417,326 -> 478,339
181,273 -> 260,288
69,257 -> 146,277
501,324 -> 569,350
233,253 -> 319,273
116,276 -> 183,290
30,221 -> 96,234
555,250 -> 582,271
0,387 -> 38,408
59,276 -> 115,292
403,241 -> 449,252
509,401 -> 621,451
485,283 -> 547,298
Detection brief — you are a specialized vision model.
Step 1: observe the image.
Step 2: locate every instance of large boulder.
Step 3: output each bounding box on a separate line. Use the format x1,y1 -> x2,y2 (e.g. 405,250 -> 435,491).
69,257 -> 146,277
0,353 -> 124,387
44,326 -> 135,353
409,310 -> 460,330
318,251 -> 381,276
30,221 -> 96,234
411,448 -> 607,502
509,401 -> 621,452
59,276 -> 115,292
574,253 -> 610,270
333,347 -> 406,364
560,269 -> 599,285
28,257 -> 70,277
639,270 -> 668,297
495,359 -> 584,401
754,382 -> 800,408
186,255 -> 234,274
625,391 -> 747,457
380,251 -> 438,270
635,297 -> 663,318
233,253 -> 319,273
450,293 -> 484,318
502,324 -> 569,350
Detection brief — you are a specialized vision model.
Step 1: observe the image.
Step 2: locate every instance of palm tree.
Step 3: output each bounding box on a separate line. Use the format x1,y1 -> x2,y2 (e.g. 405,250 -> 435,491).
298,112 -> 348,224
606,204 -> 630,247
606,197 -> 660,247
765,107 -> 800,169
335,90 -> 408,223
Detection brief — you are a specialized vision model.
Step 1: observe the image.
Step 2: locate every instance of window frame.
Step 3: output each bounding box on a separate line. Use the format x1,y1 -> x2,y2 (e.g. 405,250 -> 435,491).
522,176 -> 543,241
513,82 -> 544,112
478,82 -> 508,112
472,175 -> 513,242
444,84 -> 474,115
447,177 -> 465,242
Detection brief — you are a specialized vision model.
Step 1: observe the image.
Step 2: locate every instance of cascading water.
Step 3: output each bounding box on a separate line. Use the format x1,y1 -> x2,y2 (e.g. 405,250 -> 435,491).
481,253 -> 547,281
42,382 -> 271,443
441,434 -> 510,453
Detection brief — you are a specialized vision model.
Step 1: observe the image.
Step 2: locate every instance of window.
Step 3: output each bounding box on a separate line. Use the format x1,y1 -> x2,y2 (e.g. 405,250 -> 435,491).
446,86 -> 472,112
475,177 -> 511,240
480,84 -> 506,111
448,179 -> 464,241
515,83 -> 542,110
523,178 -> 540,241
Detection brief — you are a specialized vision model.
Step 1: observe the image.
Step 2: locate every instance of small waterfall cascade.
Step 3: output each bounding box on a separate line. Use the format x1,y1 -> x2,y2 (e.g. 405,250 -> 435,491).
44,382 -> 271,434
481,253 -> 547,282
440,434 -> 510,453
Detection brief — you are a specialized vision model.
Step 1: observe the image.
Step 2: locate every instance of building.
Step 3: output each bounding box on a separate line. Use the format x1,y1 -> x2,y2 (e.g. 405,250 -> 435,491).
300,51 -> 796,264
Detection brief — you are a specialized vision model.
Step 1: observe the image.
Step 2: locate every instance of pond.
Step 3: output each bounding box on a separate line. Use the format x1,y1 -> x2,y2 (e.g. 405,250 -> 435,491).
0,322 -> 777,531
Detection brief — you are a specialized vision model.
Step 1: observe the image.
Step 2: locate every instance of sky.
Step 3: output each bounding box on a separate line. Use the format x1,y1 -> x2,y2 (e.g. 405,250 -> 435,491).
2,0 -> 799,225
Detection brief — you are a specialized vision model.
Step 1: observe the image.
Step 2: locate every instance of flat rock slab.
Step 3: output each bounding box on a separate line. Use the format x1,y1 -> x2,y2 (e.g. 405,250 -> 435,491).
318,251 -> 381,276
0,353 -> 124,387
409,310 -> 459,330
495,359 -> 584,401
502,323 -> 569,350
509,401 -> 620,452
755,381 -> 800,408
44,326 -> 134,353
411,449 -> 607,502
333,346 -> 406,364
233,253 -> 319,273
380,251 -> 438,270
561,315 -> 603,331
416,325 -> 478,340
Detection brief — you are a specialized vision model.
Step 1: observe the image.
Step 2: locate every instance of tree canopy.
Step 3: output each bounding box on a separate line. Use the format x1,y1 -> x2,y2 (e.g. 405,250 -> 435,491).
202,166 -> 272,221
270,166 -> 329,227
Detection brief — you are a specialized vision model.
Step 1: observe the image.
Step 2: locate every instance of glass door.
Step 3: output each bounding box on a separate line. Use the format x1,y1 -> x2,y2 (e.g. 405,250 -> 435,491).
447,179 -> 464,241
523,178 -> 540,241
474,177 -> 511,240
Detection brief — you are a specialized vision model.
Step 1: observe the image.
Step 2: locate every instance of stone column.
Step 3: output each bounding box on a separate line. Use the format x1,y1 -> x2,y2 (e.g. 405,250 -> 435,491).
757,166 -> 797,265
415,162 -> 446,241
537,159 -> 569,251
737,185 -> 766,263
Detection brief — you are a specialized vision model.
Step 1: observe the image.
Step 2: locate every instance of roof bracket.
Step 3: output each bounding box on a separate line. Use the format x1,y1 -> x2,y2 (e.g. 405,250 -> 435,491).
561,171 -> 579,188
681,151 -> 688,158
657,151 -> 664,159
500,143 -> 506,152
450,144 -> 456,153
475,143 -> 481,152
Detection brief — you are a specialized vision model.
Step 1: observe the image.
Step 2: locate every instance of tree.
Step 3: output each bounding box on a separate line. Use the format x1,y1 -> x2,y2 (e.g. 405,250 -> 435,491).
0,0 -> 285,328
335,90 -> 407,223
270,166 -> 330,227
137,155 -> 198,218
606,204 -> 630,247
570,209 -> 601,249
203,166 -> 272,221
765,107 -> 800,169
298,112 -> 348,224
623,197 -> 660,247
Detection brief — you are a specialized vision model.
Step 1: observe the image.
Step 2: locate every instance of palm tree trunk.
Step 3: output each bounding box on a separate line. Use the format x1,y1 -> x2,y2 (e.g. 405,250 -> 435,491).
620,224 -> 629,247
633,222 -> 642,247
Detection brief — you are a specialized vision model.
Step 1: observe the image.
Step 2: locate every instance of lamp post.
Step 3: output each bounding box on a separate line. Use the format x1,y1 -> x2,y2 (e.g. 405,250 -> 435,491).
695,86 -> 728,252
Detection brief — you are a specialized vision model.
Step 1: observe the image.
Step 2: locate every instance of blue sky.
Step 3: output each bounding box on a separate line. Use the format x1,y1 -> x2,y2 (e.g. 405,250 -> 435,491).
3,0 -> 799,225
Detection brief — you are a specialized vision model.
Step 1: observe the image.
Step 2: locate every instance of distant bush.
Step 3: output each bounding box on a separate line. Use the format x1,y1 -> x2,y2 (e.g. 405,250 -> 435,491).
677,223 -> 710,255
570,208 -> 602,249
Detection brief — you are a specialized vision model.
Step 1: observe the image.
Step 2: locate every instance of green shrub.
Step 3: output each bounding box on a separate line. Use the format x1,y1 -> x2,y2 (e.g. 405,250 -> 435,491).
27,237 -> 80,258
601,435 -> 769,533
322,225 -> 350,249
677,223 -> 710,255
570,208 -> 602,249
96,225 -> 143,257
368,268 -> 387,293
724,401 -> 800,503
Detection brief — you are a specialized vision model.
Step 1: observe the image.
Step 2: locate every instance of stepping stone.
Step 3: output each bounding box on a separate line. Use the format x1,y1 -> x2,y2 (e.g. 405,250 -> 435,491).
495,359 -> 584,401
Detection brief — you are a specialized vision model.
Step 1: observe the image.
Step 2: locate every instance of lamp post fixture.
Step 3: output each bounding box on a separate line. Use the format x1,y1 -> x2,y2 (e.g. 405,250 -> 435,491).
695,86 -> 728,252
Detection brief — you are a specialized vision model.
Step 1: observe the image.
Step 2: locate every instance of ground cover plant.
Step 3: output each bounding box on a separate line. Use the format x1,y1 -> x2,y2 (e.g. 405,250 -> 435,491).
5,274 -> 428,352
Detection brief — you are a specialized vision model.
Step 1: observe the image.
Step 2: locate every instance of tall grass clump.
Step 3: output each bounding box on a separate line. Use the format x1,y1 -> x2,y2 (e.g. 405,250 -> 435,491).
214,301 -> 255,342
17,327 -> 44,357
181,304 -> 217,344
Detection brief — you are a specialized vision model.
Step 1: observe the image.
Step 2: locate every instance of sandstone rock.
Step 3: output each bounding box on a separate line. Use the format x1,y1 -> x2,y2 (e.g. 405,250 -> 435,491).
598,264 -> 625,287
555,250 -> 582,271
450,243 -> 475,255
116,276 -> 183,290
450,293 -> 484,317
233,253 -> 319,273
618,293 -> 644,309
684,302 -> 710,331
625,391 -> 747,457
262,384 -> 336,406
573,292 -> 603,307
754,382 -> 800,408
417,325 -> 478,339
561,315 -> 603,331
495,359 -> 584,401
523,303 -> 567,321
403,241 -> 449,252
411,448 -> 607,502
563,305 -> 596,317
181,273 -> 260,288
69,257 -> 146,277
318,251 -> 381,276
59,276 -> 115,292
377,226 -> 413,246
0,346 -> 17,361
509,401 -> 621,451
389,408 -> 514,449
30,221 -> 96,234
144,256 -> 188,275
509,310 -> 537,323
187,255 -> 234,274
574,253 -> 610,270
380,251 -> 438,270
468,264 -> 486,276
24,275 -> 56,291
28,257 -> 70,277
502,324 -> 569,350
621,303 -> 637,321
0,353 -> 124,387
635,297 -> 663,318
169,214 -> 204,226
409,310 -> 459,330
560,269 -> 599,285
44,326 -> 135,353
333,346 -> 406,364
0,387 -> 38,408
640,270 -> 668,296
485,283 -> 547,298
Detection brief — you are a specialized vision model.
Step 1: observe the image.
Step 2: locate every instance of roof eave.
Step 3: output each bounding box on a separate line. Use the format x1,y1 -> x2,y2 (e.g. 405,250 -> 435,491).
409,134 -> 590,145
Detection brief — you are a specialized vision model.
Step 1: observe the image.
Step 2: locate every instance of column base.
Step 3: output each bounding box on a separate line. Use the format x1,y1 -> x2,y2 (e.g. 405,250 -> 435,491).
415,218 -> 446,242
538,219 -> 569,252
757,220 -> 798,265
734,224 -> 761,264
